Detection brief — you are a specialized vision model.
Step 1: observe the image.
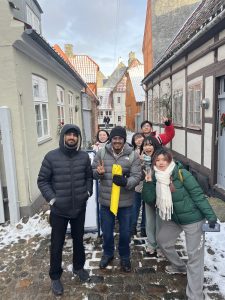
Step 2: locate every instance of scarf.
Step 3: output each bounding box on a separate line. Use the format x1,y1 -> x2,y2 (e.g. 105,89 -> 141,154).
154,160 -> 175,221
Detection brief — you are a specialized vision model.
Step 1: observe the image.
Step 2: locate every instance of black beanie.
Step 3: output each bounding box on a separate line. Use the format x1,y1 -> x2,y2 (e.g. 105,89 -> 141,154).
109,126 -> 126,142
65,128 -> 78,136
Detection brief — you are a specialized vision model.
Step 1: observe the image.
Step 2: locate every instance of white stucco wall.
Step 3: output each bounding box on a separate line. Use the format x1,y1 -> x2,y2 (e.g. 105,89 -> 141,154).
203,123 -> 212,169
113,92 -> 126,127
187,52 -> 214,75
188,38 -> 214,60
204,76 -> 214,118
172,128 -> 185,155
172,57 -> 185,72
218,44 -> 225,61
187,132 -> 201,164
219,29 -> 225,40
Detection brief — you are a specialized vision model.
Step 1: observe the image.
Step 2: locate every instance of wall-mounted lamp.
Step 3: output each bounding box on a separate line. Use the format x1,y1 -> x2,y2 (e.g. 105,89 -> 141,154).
201,98 -> 210,109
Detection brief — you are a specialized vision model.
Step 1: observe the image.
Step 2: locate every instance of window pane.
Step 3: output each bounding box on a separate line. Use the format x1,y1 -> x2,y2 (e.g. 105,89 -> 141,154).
36,121 -> 42,137
35,104 -> 41,121
42,104 -> 47,119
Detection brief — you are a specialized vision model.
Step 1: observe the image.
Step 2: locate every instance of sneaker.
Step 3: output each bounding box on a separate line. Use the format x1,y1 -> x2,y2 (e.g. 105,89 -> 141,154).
156,248 -> 165,258
165,264 -> 187,274
51,279 -> 64,295
120,259 -> 131,272
146,245 -> 156,255
73,268 -> 90,282
99,255 -> 114,269
140,228 -> 147,237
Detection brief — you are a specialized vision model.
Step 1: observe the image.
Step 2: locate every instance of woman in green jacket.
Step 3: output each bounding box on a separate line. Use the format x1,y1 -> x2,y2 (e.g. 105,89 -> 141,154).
142,148 -> 217,300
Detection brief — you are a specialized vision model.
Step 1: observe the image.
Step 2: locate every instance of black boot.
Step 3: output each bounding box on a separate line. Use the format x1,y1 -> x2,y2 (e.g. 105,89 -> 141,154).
73,268 -> 90,282
51,279 -> 64,295
99,255 -> 114,269
140,228 -> 147,237
120,259 -> 131,272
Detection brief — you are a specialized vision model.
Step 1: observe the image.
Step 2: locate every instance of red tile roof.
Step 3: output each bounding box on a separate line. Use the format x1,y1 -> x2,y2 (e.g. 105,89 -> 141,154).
69,55 -> 99,84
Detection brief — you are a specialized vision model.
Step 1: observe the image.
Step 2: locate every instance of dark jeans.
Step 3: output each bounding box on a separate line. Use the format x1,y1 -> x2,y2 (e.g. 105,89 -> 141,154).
49,210 -> 86,280
132,192 -> 145,230
100,205 -> 132,259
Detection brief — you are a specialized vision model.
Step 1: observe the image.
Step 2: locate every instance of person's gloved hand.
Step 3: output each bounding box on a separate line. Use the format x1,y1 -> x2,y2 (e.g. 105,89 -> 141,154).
208,220 -> 217,228
113,175 -> 127,187
164,119 -> 171,126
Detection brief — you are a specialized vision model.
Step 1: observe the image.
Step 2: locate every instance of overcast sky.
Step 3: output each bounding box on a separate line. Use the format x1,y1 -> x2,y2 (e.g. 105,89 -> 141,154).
38,0 -> 147,77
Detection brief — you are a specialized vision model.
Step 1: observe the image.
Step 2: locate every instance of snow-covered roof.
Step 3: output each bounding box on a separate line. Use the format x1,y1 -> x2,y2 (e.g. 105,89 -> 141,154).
97,87 -> 113,109
69,55 -> 99,83
128,65 -> 145,102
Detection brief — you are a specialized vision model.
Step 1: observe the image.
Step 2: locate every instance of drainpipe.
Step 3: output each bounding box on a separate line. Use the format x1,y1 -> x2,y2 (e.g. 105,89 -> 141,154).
0,107 -> 20,224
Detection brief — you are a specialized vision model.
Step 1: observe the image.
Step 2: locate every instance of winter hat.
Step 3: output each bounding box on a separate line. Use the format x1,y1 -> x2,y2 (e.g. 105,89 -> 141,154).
109,126 -> 126,142
65,128 -> 78,136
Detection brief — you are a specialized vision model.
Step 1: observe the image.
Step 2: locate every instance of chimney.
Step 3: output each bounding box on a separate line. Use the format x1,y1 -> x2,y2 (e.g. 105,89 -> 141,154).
64,44 -> 74,57
128,51 -> 136,66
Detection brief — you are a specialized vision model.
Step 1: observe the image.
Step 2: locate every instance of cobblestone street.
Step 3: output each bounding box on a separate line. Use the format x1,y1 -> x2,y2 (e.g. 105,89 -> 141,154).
0,198 -> 224,300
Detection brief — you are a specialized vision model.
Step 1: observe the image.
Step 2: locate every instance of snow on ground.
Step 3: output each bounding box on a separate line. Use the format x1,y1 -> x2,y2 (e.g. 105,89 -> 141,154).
0,211 -> 225,297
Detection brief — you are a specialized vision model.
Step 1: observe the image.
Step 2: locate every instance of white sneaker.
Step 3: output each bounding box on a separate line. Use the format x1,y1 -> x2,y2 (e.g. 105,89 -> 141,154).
156,248 -> 165,258
146,245 -> 155,255
165,265 -> 186,274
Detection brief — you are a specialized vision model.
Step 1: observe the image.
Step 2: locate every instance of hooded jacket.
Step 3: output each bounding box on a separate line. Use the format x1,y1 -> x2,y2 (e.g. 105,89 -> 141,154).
92,143 -> 142,207
37,124 -> 93,218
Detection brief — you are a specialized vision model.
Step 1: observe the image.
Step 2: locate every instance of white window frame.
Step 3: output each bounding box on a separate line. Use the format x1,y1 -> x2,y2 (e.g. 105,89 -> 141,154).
117,97 -> 121,104
57,85 -> 65,124
219,76 -> 225,98
32,75 -> 50,141
173,89 -> 183,126
68,92 -> 75,124
187,82 -> 202,129
26,5 -> 41,34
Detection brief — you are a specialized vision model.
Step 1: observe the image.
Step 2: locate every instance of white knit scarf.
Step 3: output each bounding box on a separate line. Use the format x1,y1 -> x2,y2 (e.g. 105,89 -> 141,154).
154,160 -> 175,221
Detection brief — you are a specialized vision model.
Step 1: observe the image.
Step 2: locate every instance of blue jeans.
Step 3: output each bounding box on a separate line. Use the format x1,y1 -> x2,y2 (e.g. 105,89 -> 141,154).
100,205 -> 132,259
132,192 -> 145,230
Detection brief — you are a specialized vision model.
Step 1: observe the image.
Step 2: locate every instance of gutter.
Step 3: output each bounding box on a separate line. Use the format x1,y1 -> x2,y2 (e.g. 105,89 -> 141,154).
25,29 -> 87,88
142,5 -> 225,85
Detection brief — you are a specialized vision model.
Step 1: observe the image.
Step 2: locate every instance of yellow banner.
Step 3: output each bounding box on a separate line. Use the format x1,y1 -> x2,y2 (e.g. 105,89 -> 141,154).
110,164 -> 122,216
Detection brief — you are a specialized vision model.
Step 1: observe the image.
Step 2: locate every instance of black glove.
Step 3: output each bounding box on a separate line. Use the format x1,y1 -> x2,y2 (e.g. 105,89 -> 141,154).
164,119 -> 171,126
113,175 -> 127,187
208,220 -> 217,229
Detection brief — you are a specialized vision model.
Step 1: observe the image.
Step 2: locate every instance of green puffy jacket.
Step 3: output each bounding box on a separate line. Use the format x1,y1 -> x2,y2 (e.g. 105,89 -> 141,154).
142,162 -> 217,225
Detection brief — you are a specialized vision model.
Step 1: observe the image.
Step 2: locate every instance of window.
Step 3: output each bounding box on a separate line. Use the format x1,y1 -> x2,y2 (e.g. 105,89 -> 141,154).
57,86 -> 65,124
187,83 -> 202,128
106,111 -> 108,116
109,111 -> 112,116
117,97 -> 121,104
100,111 -> 103,116
68,92 -> 75,124
118,116 -> 121,122
219,76 -> 225,97
173,89 -> 183,125
153,97 -> 160,123
32,75 -> 49,140
26,5 -> 41,34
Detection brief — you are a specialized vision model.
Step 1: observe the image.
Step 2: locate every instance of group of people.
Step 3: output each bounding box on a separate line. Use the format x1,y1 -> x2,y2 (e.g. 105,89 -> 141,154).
37,120 -> 218,300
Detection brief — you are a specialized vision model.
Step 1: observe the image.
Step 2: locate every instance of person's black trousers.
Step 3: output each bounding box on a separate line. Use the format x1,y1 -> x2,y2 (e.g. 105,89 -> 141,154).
49,210 -> 86,280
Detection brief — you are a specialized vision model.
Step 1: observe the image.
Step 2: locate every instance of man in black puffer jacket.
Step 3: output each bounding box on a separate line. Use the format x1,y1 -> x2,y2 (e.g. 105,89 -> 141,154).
37,124 -> 93,296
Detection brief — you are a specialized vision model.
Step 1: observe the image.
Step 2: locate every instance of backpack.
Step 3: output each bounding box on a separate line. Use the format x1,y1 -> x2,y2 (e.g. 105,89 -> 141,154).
99,146 -> 135,165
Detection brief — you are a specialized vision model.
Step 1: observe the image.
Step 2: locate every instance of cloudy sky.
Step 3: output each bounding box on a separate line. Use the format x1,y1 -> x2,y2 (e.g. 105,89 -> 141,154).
38,0 -> 147,76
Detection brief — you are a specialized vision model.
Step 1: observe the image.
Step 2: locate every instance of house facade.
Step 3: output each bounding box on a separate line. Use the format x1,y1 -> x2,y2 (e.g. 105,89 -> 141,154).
0,0 -> 88,223
142,0 -> 225,199
142,0 -> 201,76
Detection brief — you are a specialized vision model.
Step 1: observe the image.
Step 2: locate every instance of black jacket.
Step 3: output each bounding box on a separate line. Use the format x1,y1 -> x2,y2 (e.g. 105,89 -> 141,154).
37,124 -> 93,218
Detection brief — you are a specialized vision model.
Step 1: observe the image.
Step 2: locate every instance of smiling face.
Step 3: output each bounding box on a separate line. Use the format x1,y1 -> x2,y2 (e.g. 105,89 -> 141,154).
111,136 -> 125,153
98,131 -> 108,143
143,141 -> 155,157
155,154 -> 170,171
141,123 -> 152,135
64,132 -> 78,148
134,136 -> 144,147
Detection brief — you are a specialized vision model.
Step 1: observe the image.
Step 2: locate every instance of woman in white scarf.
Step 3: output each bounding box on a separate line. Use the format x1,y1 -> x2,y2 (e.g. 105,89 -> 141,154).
154,158 -> 175,221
